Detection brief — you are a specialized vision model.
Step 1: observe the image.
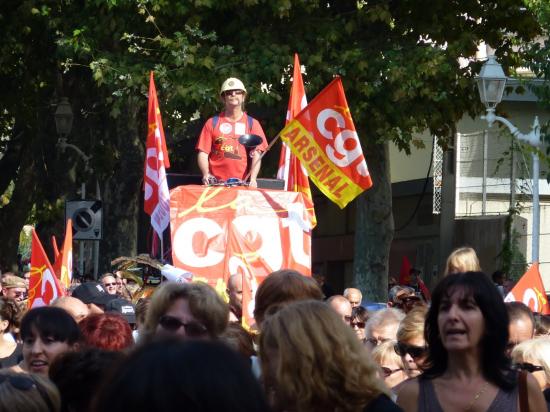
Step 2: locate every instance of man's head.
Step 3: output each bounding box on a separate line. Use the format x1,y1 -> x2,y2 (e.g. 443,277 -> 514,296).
100,273 -> 118,295
1,274 -> 27,302
72,282 -> 117,314
327,295 -> 352,324
51,296 -> 90,323
365,308 -> 405,349
220,78 -> 246,109
506,302 -> 535,354
343,288 -> 362,308
227,274 -> 243,315
492,270 -> 506,286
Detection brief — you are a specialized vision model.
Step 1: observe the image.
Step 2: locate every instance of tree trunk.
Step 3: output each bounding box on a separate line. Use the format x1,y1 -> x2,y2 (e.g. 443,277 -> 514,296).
353,141 -> 394,302
98,102 -> 143,273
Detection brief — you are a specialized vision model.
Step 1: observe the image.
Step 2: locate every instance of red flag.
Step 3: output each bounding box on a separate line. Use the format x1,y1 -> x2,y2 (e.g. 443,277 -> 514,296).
144,71 -> 171,238
399,255 -> 412,286
59,219 -> 73,289
277,54 -> 316,226
418,278 -> 431,302
505,263 -> 550,314
279,77 -> 373,208
29,229 -> 65,308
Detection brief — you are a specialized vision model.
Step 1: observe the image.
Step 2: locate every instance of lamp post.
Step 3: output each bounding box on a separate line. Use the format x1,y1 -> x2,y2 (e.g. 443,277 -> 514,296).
475,55 -> 541,263
54,97 -> 96,277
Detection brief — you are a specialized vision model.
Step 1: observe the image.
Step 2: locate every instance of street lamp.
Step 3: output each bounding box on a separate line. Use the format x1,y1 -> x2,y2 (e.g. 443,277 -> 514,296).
55,98 -> 92,173
475,55 -> 541,263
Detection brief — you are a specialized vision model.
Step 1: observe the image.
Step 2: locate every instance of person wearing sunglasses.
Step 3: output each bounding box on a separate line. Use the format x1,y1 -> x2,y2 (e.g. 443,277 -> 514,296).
196,77 -> 268,188
371,340 -> 407,394
511,337 -> 550,410
0,371 -> 60,412
100,273 -> 118,296
350,305 -> 369,342
364,308 -> 405,350
140,281 -> 229,344
395,305 -> 429,378
1,273 -> 28,304
397,272 -> 546,412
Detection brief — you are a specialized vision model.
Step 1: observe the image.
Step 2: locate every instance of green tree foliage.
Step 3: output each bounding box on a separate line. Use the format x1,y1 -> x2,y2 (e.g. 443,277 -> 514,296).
0,1 -> 541,296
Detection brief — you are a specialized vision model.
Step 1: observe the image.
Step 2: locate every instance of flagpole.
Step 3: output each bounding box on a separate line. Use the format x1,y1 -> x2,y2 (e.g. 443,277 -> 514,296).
243,132 -> 281,183
160,233 -> 164,262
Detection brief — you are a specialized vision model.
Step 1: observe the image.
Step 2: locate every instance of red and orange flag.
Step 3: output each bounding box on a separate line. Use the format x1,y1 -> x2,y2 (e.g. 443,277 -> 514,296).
279,77 -> 373,208
505,263 -> 550,314
29,229 -> 65,308
144,71 -> 171,238
277,54 -> 316,226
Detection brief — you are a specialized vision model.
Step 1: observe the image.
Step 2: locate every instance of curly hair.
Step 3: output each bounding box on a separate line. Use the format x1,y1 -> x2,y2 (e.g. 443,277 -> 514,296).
444,247 -> 481,275
79,313 -> 134,351
0,297 -> 18,333
260,300 -> 388,412
141,281 -> 228,343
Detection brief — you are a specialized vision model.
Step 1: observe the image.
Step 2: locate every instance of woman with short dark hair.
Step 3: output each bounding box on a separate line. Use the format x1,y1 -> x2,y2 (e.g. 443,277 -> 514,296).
16,307 -> 81,376
397,272 -> 546,411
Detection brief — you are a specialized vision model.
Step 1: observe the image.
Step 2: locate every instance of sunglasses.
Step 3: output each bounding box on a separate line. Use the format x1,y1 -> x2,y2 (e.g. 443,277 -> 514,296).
350,320 -> 366,329
515,362 -> 544,373
380,366 -> 403,378
103,282 -> 116,287
223,90 -> 244,96
0,374 -> 55,412
394,341 -> 427,359
158,315 -> 208,337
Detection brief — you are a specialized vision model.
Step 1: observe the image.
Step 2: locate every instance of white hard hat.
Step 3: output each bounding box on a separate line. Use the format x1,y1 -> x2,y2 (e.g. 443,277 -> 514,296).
220,77 -> 247,95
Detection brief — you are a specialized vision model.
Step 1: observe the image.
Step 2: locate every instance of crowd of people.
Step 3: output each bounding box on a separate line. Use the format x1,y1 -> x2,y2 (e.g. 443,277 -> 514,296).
0,246 -> 549,411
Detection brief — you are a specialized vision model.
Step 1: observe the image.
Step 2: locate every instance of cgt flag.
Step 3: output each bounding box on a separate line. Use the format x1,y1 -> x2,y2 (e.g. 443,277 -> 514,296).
277,53 -> 316,226
144,71 -> 171,238
505,263 -> 550,314
29,229 -> 65,308
279,77 -> 373,208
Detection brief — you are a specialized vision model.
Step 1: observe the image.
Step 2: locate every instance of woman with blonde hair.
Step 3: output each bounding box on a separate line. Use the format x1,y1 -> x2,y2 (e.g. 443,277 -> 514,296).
260,300 -> 401,412
140,281 -> 228,344
443,246 -> 481,276
511,337 -> 550,408
371,341 -> 408,392
0,370 -> 60,412
395,305 -> 429,378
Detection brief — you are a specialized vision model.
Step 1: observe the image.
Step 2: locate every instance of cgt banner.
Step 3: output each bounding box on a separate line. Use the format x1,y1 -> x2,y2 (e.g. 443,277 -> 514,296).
169,185 -> 314,290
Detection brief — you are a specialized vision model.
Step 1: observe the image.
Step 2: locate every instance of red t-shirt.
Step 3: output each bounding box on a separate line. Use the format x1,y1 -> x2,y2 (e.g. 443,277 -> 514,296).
196,112 -> 268,181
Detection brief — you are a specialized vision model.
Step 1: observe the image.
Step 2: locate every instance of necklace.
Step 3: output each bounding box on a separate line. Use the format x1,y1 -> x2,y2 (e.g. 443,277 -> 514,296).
465,381 -> 490,411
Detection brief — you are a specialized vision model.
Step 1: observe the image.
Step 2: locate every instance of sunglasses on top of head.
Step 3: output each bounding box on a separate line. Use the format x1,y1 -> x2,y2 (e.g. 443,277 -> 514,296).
0,374 -> 55,412
158,315 -> 208,338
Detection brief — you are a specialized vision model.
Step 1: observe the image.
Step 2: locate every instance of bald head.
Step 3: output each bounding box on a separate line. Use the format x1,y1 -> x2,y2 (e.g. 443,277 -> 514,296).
51,296 -> 90,323
328,295 -> 352,324
343,288 -> 362,308
227,274 -> 243,313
